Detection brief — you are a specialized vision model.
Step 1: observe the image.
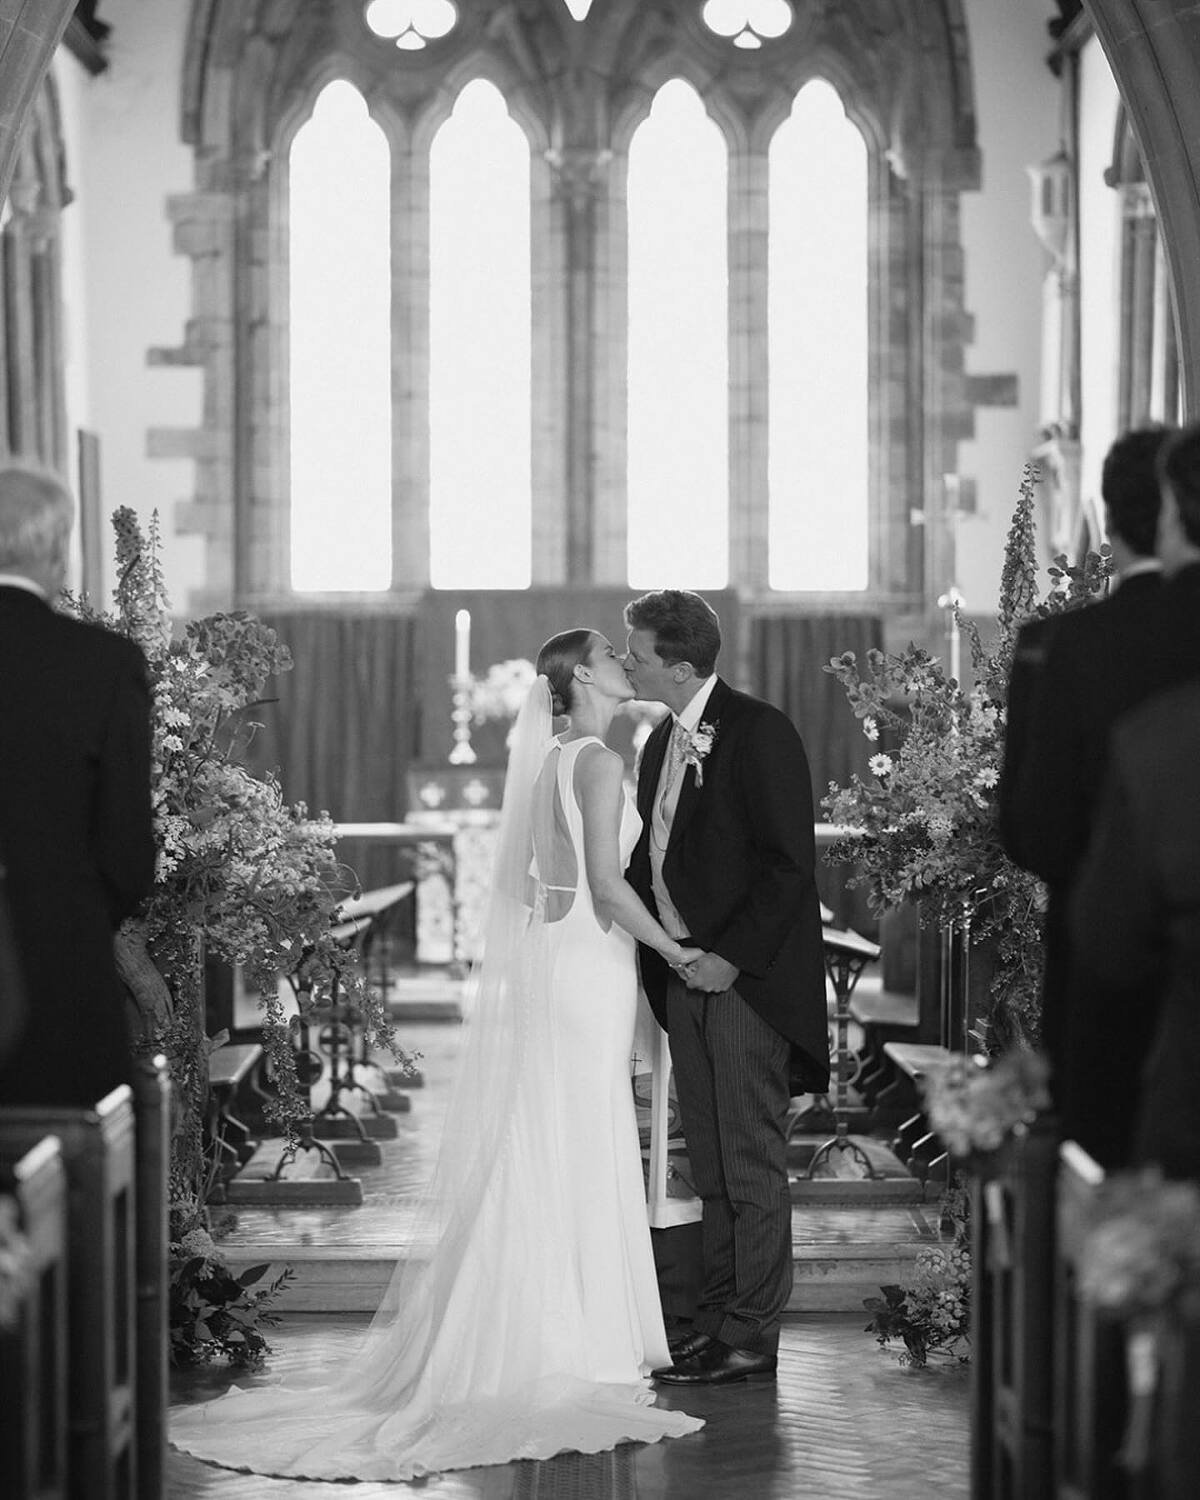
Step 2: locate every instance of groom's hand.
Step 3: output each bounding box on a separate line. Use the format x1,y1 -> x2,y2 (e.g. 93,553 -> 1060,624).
683,952 -> 739,993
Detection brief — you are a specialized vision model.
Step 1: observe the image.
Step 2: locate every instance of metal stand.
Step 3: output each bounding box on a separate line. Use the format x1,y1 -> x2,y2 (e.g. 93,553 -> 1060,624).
806,924 -> 883,1180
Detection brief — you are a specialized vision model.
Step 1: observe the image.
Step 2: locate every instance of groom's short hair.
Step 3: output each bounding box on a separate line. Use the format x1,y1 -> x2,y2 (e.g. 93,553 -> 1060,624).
1159,421 -> 1200,546
624,590 -> 721,677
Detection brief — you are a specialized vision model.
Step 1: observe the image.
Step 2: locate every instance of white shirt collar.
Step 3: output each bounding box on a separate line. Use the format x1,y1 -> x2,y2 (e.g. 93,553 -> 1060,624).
1114,557 -> 1162,588
0,573 -> 47,599
674,675 -> 719,733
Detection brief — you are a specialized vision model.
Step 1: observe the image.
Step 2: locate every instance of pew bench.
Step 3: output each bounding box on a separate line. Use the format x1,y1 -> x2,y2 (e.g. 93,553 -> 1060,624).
204,1041 -> 264,1190
880,1041 -> 954,1183
0,1134 -> 68,1500
971,1117 -> 1057,1500
0,1088 -> 137,1500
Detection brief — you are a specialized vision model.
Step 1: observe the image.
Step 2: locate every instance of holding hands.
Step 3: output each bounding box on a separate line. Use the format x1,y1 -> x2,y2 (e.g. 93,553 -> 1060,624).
667,947 -> 740,994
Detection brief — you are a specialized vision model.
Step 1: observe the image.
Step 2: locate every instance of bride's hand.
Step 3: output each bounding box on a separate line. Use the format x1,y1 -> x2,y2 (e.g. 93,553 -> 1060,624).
670,945 -> 705,972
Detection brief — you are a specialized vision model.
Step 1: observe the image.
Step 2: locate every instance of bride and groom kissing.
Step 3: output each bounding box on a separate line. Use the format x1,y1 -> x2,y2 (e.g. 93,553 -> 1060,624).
171,588 -> 831,1483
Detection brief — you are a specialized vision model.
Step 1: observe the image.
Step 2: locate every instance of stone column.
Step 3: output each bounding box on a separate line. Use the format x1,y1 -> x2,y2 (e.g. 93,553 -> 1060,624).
545,146 -> 610,585
727,146 -> 769,592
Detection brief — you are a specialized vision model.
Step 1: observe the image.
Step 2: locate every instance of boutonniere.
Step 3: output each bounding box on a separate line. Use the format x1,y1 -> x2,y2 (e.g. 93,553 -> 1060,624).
681,720 -> 718,786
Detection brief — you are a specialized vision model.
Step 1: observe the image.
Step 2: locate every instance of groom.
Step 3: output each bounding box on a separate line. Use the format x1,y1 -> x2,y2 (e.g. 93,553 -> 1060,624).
623,589 -> 829,1385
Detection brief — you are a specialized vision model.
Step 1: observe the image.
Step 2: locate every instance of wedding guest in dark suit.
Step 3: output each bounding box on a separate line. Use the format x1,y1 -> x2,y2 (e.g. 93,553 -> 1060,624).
1071,678 -> 1200,1180
1072,420 -> 1200,1177
1000,427 -> 1170,1166
0,463 -> 155,1107
623,590 -> 829,1387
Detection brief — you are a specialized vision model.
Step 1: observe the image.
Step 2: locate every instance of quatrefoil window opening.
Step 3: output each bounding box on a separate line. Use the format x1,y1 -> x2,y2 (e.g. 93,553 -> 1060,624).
701,0 -> 792,50
364,0 -> 457,51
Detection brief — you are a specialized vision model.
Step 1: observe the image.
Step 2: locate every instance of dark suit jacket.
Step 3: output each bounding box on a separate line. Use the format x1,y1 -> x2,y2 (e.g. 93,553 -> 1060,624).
1001,571 -> 1162,1089
627,677 -> 830,1093
0,585 -> 155,1106
1071,680 -> 1200,1179
998,612 -> 1061,872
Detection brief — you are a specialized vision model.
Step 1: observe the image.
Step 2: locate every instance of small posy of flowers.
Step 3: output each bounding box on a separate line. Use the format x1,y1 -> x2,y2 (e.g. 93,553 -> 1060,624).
864,1180 -> 972,1367
823,464 -> 1112,1049
0,1195 -> 32,1330
682,720 -> 718,786
168,1199 -> 294,1370
1078,1171 -> 1200,1318
924,1048 -> 1051,1160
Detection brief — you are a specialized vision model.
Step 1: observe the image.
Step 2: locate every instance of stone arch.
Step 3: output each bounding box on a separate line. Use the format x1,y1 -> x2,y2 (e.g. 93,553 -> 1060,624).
0,0 -> 75,204
1087,0 -> 1200,415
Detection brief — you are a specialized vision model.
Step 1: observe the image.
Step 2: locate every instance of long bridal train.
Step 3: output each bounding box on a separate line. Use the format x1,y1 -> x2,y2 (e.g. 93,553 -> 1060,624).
169,728 -> 702,1481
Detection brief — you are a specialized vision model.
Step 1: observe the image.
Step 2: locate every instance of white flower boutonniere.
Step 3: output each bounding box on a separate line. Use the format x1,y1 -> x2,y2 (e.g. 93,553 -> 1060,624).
682,720 -> 718,786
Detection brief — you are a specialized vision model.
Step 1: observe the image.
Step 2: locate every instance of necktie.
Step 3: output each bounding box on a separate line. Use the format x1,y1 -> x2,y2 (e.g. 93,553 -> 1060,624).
659,720 -> 688,826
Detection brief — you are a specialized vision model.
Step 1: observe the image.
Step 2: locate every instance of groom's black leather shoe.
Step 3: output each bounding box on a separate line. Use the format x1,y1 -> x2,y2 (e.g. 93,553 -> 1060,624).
652,1338 -> 777,1385
667,1328 -> 713,1361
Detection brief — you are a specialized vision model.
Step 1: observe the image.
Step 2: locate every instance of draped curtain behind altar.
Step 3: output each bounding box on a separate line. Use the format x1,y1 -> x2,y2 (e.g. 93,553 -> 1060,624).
750,613 -> 884,935
240,612 -> 423,890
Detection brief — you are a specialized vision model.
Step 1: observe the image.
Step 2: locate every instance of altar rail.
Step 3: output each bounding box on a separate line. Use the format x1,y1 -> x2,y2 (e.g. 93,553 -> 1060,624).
0,1133 -> 68,1500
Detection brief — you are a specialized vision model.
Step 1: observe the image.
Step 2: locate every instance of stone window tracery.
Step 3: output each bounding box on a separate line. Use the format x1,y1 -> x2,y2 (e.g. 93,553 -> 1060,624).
170,0 -> 981,625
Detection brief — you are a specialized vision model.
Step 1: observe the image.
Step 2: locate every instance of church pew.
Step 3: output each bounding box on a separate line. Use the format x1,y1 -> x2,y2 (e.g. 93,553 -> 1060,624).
1053,1141 -> 1124,1500
971,1114 -> 1057,1500
0,1087 -> 138,1500
0,1133 -> 68,1500
131,1057 -> 170,1500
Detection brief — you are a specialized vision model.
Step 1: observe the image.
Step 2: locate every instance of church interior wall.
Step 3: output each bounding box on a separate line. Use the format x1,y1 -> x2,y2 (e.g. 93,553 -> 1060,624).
1077,33 -> 1124,534
955,0 -> 1059,617
54,0 -> 202,607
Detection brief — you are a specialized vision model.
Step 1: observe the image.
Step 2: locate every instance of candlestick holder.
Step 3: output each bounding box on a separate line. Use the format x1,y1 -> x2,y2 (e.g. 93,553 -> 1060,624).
448,674 -> 477,765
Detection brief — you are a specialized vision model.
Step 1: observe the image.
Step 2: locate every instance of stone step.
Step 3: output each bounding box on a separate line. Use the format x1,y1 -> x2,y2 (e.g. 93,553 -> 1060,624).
219,1202 -> 937,1315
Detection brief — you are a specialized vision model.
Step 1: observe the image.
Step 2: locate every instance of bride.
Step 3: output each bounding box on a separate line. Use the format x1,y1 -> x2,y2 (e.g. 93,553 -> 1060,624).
170,628 -> 705,1481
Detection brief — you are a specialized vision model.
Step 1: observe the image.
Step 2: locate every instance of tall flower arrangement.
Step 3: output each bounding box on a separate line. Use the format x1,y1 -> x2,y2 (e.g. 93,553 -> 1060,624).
66,510 -> 400,1197
822,467 -> 1111,1047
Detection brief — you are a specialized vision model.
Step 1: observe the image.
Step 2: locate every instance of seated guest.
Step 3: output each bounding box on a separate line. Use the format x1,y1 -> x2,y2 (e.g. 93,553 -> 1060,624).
999,427 -> 1169,1165
1070,422 -> 1200,1178
0,463 -> 155,1107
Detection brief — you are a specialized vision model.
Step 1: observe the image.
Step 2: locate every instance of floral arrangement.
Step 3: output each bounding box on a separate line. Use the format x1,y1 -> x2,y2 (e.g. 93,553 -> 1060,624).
864,1180 -> 972,1366
924,1048 -> 1051,1159
1078,1171 -> 1200,1318
0,1195 -> 32,1330
468,658 -> 538,724
168,1216 -> 293,1369
822,465 -> 1112,1047
65,510 -> 409,1363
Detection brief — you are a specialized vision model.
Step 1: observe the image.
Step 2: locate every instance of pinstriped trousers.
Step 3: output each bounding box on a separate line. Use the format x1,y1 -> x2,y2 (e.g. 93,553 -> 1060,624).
665,972 -> 793,1354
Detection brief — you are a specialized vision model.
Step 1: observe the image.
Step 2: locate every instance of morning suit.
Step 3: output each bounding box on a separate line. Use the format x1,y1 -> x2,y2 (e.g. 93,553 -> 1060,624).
0,584 -> 155,1105
627,676 -> 829,1353
1071,680 -> 1200,1179
1007,562 -> 1200,1165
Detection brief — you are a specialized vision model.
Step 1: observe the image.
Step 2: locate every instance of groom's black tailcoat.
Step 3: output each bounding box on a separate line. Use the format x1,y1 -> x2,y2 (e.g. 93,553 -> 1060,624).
0,586 -> 155,1106
627,676 -> 830,1094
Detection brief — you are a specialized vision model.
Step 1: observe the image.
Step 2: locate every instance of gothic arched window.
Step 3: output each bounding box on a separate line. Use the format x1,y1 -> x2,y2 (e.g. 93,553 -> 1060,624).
767,80 -> 868,592
626,79 -> 729,589
288,80 -> 392,592
429,79 -> 532,589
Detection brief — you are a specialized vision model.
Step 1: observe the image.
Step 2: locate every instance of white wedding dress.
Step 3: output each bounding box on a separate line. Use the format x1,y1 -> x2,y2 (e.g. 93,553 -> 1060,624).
170,718 -> 702,1482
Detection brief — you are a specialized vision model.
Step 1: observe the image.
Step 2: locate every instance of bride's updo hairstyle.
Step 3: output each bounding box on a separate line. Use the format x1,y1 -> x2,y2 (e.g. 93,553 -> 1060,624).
536,628 -> 597,716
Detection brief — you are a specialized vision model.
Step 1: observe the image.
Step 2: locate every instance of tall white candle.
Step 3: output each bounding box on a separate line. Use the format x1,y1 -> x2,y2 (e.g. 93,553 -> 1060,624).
454,608 -> 471,682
